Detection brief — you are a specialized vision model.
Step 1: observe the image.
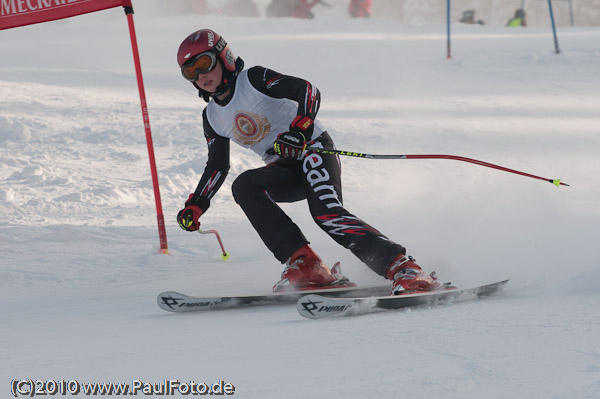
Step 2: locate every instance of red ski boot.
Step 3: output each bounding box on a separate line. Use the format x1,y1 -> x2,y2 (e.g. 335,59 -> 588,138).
386,254 -> 441,295
273,245 -> 354,292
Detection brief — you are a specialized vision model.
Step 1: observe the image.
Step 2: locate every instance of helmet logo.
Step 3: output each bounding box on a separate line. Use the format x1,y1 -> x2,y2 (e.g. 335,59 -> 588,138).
207,31 -> 215,47
184,52 -> 192,59
225,49 -> 235,67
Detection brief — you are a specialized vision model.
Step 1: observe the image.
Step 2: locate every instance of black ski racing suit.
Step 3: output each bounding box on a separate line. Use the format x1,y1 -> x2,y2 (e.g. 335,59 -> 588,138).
190,66 -> 405,277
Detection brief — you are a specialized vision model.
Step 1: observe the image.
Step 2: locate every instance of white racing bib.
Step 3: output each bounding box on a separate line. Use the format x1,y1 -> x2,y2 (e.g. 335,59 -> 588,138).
205,70 -> 324,164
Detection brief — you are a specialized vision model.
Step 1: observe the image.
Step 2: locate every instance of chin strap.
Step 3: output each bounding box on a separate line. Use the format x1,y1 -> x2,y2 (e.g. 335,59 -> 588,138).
195,57 -> 245,103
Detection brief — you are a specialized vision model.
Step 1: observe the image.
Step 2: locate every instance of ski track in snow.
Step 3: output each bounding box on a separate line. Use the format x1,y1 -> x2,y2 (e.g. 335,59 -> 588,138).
1,3 -> 599,398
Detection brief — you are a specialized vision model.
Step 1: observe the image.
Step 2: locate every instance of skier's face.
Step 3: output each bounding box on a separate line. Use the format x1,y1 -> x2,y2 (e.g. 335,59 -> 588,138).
194,61 -> 223,93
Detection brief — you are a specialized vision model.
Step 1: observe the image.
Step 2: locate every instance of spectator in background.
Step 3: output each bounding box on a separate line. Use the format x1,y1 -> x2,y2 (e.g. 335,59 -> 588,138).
222,0 -> 259,17
349,0 -> 371,18
292,0 -> 321,18
162,0 -> 208,15
459,10 -> 484,25
267,0 -> 320,19
507,9 -> 527,27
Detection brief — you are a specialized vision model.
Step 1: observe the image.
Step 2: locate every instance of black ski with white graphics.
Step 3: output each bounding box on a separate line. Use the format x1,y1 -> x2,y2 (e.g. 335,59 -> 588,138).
297,280 -> 509,319
157,285 -> 390,313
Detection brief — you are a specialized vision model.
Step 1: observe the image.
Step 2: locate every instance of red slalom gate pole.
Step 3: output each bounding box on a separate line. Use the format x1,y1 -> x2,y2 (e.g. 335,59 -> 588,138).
309,148 -> 569,188
123,2 -> 168,253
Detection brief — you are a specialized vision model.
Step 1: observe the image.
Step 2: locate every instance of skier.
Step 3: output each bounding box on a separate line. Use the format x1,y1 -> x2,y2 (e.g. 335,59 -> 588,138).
266,0 -> 320,19
507,9 -> 527,27
176,29 -> 442,295
348,0 -> 371,18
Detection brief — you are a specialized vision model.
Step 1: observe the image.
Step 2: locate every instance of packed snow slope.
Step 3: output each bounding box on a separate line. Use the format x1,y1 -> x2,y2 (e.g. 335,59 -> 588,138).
1,3 -> 599,399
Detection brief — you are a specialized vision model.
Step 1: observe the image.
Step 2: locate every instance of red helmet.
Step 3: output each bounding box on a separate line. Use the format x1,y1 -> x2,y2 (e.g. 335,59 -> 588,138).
177,29 -> 236,73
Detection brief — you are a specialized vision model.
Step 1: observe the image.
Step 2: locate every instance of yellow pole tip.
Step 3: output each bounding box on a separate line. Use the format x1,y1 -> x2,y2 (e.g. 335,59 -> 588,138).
221,252 -> 230,261
552,179 -> 561,188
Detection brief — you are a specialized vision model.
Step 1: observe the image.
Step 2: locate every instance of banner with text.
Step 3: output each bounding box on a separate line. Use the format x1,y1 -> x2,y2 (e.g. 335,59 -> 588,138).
0,0 -> 127,30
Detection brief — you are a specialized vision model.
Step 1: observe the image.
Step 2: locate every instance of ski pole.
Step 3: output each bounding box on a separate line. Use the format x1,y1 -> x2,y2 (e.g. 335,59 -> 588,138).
198,229 -> 230,260
307,147 -> 569,187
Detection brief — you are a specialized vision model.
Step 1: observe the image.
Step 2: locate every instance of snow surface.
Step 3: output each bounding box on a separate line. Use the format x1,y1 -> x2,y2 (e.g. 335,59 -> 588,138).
1,3 -> 600,398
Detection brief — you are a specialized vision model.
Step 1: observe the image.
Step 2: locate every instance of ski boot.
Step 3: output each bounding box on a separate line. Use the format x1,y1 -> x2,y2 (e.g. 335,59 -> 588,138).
386,254 -> 442,295
273,244 -> 355,292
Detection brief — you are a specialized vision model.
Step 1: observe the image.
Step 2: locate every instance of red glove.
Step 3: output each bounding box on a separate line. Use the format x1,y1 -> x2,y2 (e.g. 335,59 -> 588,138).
177,194 -> 204,232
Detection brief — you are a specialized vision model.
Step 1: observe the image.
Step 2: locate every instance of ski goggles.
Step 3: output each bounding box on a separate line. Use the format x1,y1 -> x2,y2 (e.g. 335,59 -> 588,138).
181,51 -> 217,81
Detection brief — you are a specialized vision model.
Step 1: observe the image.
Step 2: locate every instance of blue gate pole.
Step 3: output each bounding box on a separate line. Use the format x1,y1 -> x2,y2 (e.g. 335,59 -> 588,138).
547,0 -> 561,54
446,0 -> 451,59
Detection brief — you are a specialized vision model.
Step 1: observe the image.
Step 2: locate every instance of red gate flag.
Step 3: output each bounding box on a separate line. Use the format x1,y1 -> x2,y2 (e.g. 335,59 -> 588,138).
0,0 -> 127,30
1,0 -> 169,253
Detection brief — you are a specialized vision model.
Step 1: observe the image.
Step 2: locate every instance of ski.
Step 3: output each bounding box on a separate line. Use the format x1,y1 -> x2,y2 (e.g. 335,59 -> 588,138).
297,279 -> 509,319
157,285 -> 391,313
